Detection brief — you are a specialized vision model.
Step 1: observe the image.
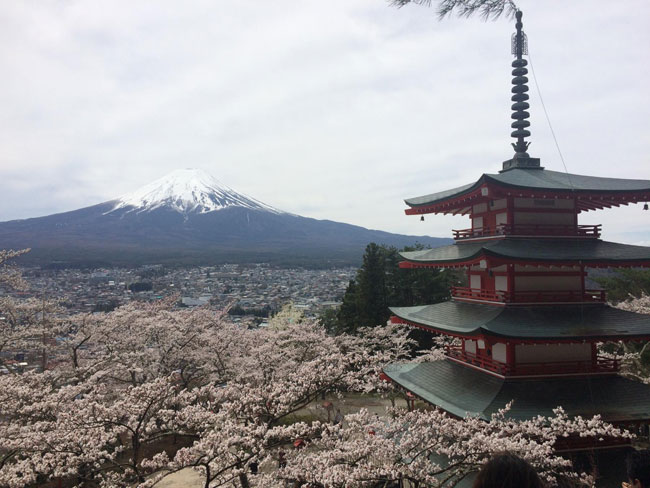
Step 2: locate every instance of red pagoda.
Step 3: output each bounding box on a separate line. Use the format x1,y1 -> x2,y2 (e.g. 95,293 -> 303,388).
384,11 -> 650,429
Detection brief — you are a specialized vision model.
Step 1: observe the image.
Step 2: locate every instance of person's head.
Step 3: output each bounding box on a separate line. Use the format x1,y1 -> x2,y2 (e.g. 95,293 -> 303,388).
626,450 -> 650,488
472,453 -> 543,488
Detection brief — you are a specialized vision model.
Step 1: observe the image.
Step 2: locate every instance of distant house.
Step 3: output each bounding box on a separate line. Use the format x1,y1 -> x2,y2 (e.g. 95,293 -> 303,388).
181,296 -> 210,307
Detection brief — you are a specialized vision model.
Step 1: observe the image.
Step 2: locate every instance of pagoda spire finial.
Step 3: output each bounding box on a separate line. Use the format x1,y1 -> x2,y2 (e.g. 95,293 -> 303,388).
502,10 -> 541,172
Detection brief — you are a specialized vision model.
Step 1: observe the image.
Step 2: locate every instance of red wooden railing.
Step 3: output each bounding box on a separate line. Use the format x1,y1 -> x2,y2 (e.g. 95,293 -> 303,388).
505,289 -> 606,303
445,345 -> 510,375
451,286 -> 606,304
445,345 -> 619,376
452,223 -> 601,240
451,286 -> 506,302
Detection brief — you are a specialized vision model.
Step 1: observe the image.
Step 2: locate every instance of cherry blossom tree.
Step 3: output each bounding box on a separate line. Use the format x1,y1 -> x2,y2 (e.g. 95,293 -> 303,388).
0,249 -> 64,374
0,292 -> 419,487
145,321 -> 420,488
0,249 -> 634,487
0,374 -> 194,487
599,294 -> 650,383
0,249 -> 29,291
271,405 -> 628,488
56,300 -> 240,387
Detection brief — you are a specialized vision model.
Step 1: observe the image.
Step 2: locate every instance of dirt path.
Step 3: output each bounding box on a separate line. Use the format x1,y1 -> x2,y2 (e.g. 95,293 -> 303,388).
154,469 -> 204,488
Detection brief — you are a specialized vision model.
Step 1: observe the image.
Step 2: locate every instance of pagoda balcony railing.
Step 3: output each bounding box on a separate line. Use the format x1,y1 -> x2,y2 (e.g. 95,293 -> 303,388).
445,346 -> 619,376
451,286 -> 505,302
451,286 -> 606,304
452,223 -> 601,240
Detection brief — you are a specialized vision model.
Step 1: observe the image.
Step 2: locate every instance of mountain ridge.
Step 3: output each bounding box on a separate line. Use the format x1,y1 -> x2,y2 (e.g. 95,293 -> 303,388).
0,169 -> 450,267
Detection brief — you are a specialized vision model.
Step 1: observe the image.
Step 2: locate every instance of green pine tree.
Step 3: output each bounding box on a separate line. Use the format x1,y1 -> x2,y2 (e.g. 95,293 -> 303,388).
336,280 -> 360,335
355,243 -> 388,327
334,243 -> 457,335
593,268 -> 650,303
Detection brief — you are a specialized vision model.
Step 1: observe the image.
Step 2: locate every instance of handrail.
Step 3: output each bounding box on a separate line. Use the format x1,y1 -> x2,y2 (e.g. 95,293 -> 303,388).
451,286 -> 506,302
452,223 -> 601,240
445,346 -> 509,375
445,346 -> 619,376
451,286 -> 606,304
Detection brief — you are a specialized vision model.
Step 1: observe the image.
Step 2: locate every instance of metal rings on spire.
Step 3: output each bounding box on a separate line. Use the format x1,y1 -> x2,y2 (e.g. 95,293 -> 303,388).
510,10 -> 531,159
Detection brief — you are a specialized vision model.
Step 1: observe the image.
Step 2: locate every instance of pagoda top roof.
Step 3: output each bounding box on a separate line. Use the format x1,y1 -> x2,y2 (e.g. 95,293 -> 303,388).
384,360 -> 650,422
400,238 -> 650,267
390,301 -> 650,341
405,168 -> 650,210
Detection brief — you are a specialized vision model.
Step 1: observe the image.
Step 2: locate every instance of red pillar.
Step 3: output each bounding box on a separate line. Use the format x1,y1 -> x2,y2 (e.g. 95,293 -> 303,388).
506,342 -> 515,370
591,342 -> 597,368
506,196 -> 514,232
506,263 -> 515,301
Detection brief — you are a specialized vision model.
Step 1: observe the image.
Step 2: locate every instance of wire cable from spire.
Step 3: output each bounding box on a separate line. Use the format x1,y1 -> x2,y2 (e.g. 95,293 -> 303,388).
527,50 -> 574,189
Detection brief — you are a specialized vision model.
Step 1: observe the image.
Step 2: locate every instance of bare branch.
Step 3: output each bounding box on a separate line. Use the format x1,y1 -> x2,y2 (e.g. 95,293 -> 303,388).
390,0 -> 519,21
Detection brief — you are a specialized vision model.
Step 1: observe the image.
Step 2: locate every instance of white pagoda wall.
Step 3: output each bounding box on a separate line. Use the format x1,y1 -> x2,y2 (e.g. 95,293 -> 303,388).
473,203 -> 488,214
491,199 -> 507,210
513,212 -> 575,226
514,275 -> 582,292
470,275 -> 482,289
513,198 -> 575,209
495,275 -> 508,291
512,197 -> 576,227
492,343 -> 507,363
515,343 -> 591,364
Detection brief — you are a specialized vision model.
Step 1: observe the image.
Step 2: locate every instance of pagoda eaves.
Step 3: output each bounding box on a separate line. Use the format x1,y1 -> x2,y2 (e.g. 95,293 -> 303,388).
384,361 -> 650,423
399,238 -> 650,268
390,301 -> 650,342
405,168 -> 650,216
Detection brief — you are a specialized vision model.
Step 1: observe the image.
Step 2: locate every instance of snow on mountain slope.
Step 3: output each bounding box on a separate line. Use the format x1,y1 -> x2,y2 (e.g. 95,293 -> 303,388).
108,168 -> 283,215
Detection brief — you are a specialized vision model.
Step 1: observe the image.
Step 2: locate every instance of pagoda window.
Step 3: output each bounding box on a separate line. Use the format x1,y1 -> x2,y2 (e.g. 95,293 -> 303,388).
465,340 -> 477,354
470,274 -> 481,290
495,275 -> 508,291
490,199 -> 507,211
495,211 -> 507,228
473,202 -> 488,214
492,343 -> 507,363
472,215 -> 484,230
515,343 -> 591,364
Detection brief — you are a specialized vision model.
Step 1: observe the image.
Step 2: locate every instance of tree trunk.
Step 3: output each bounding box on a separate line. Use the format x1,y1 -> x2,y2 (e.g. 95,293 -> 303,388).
203,464 -> 211,488
238,472 -> 250,488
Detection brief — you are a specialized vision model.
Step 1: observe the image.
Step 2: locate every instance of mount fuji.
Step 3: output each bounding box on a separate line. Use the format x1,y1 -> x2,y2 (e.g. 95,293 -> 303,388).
0,169 -> 450,267
109,169 -> 283,216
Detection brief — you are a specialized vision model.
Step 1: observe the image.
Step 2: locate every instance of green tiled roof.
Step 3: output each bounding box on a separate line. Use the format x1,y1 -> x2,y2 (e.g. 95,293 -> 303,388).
390,301 -> 650,340
405,168 -> 650,207
384,360 -> 650,421
400,239 -> 650,265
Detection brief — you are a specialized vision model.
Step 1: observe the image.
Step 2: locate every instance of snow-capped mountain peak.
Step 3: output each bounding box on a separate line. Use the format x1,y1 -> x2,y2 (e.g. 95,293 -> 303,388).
109,168 -> 282,215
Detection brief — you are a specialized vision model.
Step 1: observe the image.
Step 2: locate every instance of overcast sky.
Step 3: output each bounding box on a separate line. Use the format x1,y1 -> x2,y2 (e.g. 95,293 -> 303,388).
1,0 -> 649,244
